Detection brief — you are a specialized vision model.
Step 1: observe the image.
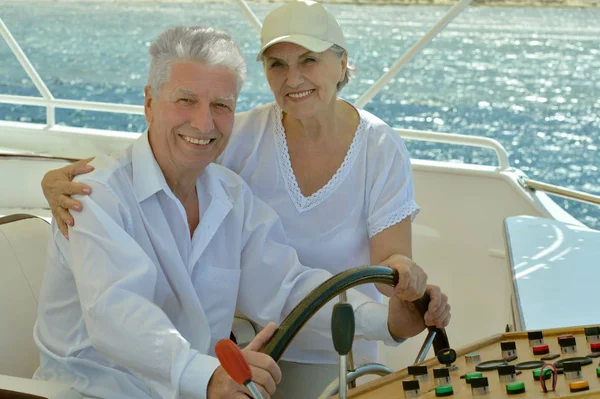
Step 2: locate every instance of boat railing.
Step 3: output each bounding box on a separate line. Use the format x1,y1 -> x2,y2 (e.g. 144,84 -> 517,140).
232,0 -> 262,34
2,1 -> 599,210
0,0 -> 474,122
1,0 -> 509,168
519,178 -> 600,208
0,18 -> 147,126
396,128 -> 511,170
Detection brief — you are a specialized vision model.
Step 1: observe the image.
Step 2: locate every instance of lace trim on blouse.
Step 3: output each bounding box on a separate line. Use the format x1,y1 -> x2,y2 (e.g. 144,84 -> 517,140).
368,201 -> 421,238
272,103 -> 367,213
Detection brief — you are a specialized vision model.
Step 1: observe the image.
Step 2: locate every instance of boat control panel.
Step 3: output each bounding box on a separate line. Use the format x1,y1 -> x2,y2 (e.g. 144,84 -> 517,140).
344,326 -> 600,398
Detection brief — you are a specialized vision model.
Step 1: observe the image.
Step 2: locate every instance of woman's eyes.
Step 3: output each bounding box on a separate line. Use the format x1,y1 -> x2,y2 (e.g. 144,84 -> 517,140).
269,57 -> 318,68
214,103 -> 232,111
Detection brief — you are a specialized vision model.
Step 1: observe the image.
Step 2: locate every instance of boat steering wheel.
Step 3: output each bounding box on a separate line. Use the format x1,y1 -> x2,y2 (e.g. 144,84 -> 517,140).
261,265 -> 450,361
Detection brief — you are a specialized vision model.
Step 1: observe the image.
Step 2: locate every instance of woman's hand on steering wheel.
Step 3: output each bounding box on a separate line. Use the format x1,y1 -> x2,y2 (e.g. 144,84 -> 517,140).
380,254 -> 428,301
387,284 -> 451,340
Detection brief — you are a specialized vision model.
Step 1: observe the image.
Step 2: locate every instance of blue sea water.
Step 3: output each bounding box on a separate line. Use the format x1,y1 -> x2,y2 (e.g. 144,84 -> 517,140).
1,1 -> 599,228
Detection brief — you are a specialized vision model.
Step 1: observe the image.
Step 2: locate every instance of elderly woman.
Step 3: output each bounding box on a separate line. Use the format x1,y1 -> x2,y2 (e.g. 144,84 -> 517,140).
41,1 -> 451,398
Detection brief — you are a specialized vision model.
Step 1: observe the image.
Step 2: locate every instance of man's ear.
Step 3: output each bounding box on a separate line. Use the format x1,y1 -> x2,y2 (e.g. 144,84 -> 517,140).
144,86 -> 153,125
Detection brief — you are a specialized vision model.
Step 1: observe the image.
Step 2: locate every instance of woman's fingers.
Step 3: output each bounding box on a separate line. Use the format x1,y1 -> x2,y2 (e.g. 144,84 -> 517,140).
68,161 -> 94,178
53,209 -> 71,239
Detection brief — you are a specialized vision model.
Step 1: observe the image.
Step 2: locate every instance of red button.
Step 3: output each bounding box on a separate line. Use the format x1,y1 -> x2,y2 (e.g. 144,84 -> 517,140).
591,342 -> 600,353
533,344 -> 550,355
558,334 -> 574,342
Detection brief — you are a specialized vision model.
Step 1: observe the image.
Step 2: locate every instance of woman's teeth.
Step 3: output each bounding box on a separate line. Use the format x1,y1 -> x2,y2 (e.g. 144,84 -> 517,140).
288,89 -> 313,98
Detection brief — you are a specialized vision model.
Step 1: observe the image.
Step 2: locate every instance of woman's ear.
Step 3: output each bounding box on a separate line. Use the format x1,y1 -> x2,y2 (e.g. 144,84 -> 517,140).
340,52 -> 348,82
144,86 -> 153,125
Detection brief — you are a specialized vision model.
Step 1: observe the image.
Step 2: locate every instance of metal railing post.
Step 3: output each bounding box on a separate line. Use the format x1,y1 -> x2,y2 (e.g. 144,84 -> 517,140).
520,178 -> 600,207
232,0 -> 262,34
0,17 -> 55,126
355,0 -> 473,108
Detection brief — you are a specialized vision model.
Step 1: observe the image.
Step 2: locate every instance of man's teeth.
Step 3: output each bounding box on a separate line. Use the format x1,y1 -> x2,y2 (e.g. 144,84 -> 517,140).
181,135 -> 212,145
288,90 -> 313,98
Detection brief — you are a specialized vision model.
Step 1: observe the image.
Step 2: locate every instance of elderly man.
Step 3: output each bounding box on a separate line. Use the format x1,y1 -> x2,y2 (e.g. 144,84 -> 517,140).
34,26 -> 448,399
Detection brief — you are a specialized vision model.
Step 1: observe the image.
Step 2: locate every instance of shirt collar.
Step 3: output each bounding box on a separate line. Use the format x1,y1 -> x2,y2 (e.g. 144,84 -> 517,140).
132,130 -> 170,203
131,130 -> 234,208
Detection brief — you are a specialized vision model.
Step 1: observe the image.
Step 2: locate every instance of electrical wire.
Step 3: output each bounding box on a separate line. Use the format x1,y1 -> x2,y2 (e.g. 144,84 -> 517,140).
539,363 -> 558,393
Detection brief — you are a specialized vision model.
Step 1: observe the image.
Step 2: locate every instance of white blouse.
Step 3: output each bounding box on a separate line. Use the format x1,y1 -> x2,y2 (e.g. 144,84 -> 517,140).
219,102 -> 420,365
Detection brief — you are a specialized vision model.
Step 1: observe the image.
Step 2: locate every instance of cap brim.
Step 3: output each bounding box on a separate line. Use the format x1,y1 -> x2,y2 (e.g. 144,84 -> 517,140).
256,34 -> 333,61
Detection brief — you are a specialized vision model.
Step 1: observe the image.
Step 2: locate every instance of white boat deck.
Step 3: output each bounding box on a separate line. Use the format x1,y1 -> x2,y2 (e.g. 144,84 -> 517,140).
505,215 -> 600,332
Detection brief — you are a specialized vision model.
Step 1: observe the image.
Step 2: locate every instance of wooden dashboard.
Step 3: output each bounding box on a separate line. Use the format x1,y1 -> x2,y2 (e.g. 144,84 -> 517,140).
341,326 -> 600,398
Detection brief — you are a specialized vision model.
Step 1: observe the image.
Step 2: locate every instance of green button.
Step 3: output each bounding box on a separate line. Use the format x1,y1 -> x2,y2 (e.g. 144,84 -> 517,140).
597,367 -> 600,377
533,368 -> 552,380
506,381 -> 525,395
507,381 -> 525,391
435,385 -> 454,397
466,371 -> 482,381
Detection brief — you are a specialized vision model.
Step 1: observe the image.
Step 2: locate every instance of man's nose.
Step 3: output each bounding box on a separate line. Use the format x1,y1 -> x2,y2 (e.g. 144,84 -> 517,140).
190,102 -> 215,132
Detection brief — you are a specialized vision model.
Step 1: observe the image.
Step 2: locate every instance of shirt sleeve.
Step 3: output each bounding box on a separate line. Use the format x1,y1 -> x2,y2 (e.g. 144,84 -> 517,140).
367,127 -> 420,238
67,180 -> 218,399
235,184 -> 400,346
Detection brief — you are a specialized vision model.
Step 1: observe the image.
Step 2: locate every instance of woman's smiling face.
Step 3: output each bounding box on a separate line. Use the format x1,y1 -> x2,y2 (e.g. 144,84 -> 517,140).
263,42 -> 347,120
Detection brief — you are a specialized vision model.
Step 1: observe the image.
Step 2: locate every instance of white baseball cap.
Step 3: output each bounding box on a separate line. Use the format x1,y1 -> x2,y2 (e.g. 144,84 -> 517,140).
256,0 -> 347,61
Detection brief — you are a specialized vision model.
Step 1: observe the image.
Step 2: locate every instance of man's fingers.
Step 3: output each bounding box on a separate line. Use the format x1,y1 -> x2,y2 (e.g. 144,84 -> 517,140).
244,383 -> 271,399
242,322 -> 281,398
245,322 -> 278,352
242,379 -> 271,399
244,351 -> 282,385
250,366 -> 277,395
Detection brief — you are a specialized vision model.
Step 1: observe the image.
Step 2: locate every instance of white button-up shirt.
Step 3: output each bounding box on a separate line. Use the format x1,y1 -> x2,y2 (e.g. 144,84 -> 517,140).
34,133 -> 396,399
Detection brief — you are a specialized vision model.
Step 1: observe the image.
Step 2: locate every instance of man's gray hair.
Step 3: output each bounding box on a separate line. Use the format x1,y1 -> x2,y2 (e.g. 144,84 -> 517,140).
329,44 -> 355,92
148,26 -> 246,97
